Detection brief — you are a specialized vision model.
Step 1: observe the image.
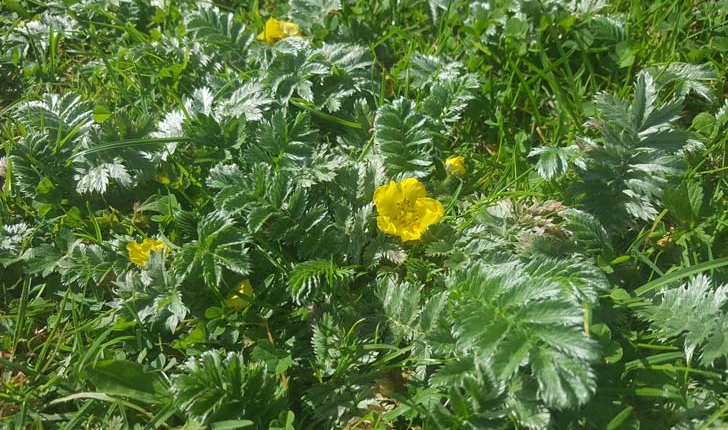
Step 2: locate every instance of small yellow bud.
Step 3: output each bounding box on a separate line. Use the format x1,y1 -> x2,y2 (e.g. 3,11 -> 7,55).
445,156 -> 466,175
226,279 -> 254,310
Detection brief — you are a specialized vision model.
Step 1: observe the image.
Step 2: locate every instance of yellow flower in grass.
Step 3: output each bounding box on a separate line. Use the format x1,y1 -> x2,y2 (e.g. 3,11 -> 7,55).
258,18 -> 301,44
127,238 -> 168,267
374,178 -> 444,242
226,279 -> 255,310
445,156 -> 466,175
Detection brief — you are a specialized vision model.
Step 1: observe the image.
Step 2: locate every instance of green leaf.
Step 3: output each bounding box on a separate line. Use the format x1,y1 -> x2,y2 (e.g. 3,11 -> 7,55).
638,274 -> 728,366
374,98 -> 433,177
634,256 -> 728,296
615,41 -> 636,68
663,180 -> 703,224
421,73 -> 479,128
606,406 -> 636,430
574,68 -> 696,229
529,145 -> 579,181
15,92 -> 93,143
214,248 -> 251,276
85,360 -> 169,404
221,81 -> 273,121
530,347 -> 596,409
647,62 -> 718,102
591,324 -> 623,364
269,410 -> 296,430
93,104 -> 112,123
186,9 -> 252,63
378,278 -> 421,341
449,259 -> 600,412
287,259 -> 354,304
253,110 -> 316,169
290,0 -> 342,30
268,38 -> 329,103
632,71 -> 657,130
251,343 -> 293,374
210,420 -> 255,430
172,350 -> 287,424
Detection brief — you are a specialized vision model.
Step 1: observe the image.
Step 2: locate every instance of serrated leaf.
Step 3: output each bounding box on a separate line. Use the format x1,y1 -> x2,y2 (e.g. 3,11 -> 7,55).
531,348 -> 596,409
639,101 -> 683,133
529,146 -> 580,181
220,81 -> 273,122
288,259 -> 354,304
420,291 -> 448,334
421,73 -> 479,128
15,92 -> 94,142
632,71 -> 657,130
290,0 -> 342,29
575,68 -> 698,229
648,62 -> 718,102
663,181 -> 704,224
374,98 -> 433,177
172,350 -> 287,424
638,274 -> 728,366
186,8 -> 252,63
448,259 -> 600,413
378,278 -> 421,340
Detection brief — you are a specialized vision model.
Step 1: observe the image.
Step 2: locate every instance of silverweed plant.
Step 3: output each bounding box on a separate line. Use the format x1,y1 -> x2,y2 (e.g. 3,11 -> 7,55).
2,0 -> 728,429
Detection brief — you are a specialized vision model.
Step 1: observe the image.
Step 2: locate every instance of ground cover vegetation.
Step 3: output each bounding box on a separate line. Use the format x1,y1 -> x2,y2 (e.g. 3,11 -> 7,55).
2,0 -> 728,428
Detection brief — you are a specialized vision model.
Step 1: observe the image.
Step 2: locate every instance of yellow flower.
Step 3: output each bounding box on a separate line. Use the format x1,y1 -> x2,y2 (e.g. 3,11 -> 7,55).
226,279 -> 254,310
127,238 -> 168,267
445,156 -> 466,175
257,18 -> 301,44
373,178 -> 444,242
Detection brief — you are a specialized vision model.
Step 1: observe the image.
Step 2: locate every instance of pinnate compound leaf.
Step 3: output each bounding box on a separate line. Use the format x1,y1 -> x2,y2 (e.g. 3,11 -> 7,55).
449,259 -> 599,410
290,0 -> 342,28
186,8 -> 251,56
287,259 -> 354,304
573,70 -> 697,229
647,62 -> 718,102
639,274 -> 728,366
219,81 -> 273,121
421,73 -> 479,128
172,211 -> 250,287
378,278 -> 422,341
172,350 -> 287,424
15,92 -> 94,142
374,98 -> 433,177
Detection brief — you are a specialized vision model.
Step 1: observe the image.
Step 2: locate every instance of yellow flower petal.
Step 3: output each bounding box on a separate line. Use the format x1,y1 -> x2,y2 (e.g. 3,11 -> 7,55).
399,177 -> 427,200
376,214 -> 399,237
126,241 -> 146,266
373,180 -> 401,217
416,197 -> 445,226
258,17 -> 301,44
127,238 -> 168,267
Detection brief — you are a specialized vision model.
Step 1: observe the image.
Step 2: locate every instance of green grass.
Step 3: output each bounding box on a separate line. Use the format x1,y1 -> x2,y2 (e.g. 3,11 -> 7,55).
2,0 -> 728,428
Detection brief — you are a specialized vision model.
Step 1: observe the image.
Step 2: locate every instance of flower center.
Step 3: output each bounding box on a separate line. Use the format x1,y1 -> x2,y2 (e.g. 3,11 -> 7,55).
396,198 -> 417,225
